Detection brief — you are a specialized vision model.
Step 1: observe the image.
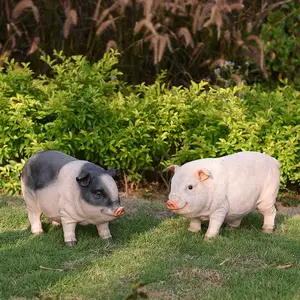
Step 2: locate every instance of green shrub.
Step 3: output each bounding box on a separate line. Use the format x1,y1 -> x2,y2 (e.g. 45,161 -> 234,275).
163,84 -> 300,188
261,1 -> 300,89
0,51 -> 299,195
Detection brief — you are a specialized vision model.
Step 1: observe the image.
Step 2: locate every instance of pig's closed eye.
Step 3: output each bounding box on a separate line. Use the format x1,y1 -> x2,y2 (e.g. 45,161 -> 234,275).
95,190 -> 104,197
188,185 -> 193,190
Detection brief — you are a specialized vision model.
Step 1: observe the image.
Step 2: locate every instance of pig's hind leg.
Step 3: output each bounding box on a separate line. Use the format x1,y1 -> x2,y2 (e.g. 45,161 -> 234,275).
257,191 -> 278,233
22,187 -> 43,234
48,218 -> 61,226
258,203 -> 277,233
225,217 -> 243,230
28,210 -> 43,234
257,167 -> 280,233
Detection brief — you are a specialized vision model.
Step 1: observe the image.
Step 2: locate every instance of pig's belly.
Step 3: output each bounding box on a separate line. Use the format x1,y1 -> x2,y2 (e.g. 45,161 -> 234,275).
35,187 -> 61,220
226,178 -> 262,216
227,194 -> 259,219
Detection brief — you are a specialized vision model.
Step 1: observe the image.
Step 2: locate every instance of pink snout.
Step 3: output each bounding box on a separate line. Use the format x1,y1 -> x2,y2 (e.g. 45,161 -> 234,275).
114,207 -> 124,217
166,200 -> 179,210
166,200 -> 187,211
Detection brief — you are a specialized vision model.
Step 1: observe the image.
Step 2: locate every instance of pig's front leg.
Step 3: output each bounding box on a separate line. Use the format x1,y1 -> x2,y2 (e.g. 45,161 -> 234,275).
97,222 -> 112,239
61,218 -> 77,247
188,218 -> 202,232
204,208 -> 227,240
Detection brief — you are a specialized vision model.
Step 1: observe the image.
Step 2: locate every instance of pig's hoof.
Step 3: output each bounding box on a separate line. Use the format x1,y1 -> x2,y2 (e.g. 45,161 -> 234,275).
262,227 -> 274,233
32,231 -> 43,235
103,236 -> 113,244
101,236 -> 112,244
225,225 -> 239,230
65,241 -> 77,247
204,235 -> 216,242
101,235 -> 112,240
51,221 -> 61,226
188,227 -> 201,233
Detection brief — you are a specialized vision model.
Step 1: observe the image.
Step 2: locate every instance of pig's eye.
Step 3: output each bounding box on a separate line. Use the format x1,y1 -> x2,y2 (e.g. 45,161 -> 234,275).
188,185 -> 193,190
95,190 -> 104,197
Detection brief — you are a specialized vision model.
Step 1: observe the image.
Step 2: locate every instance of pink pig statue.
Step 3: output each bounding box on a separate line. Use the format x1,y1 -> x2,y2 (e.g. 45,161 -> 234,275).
166,151 -> 280,240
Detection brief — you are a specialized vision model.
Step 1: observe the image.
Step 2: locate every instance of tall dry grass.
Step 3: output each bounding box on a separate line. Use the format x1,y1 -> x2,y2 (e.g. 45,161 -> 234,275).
0,0 -> 293,84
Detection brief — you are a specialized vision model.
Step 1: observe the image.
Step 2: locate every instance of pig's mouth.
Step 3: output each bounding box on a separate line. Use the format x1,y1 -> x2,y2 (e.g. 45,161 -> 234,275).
166,200 -> 187,211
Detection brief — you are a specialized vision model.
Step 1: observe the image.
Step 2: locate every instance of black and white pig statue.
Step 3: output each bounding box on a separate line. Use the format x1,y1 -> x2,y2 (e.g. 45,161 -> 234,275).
21,150 -> 124,246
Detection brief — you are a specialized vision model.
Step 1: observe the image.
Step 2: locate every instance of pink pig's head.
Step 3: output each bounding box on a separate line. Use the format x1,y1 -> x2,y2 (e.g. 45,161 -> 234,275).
166,163 -> 212,216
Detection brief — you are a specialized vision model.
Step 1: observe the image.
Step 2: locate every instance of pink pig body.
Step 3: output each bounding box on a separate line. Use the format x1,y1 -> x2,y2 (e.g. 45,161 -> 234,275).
167,151 -> 280,240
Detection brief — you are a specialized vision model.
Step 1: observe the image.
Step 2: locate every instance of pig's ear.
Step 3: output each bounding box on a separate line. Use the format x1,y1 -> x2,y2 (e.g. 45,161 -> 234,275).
106,168 -> 120,177
166,165 -> 180,173
197,169 -> 211,181
76,171 -> 91,187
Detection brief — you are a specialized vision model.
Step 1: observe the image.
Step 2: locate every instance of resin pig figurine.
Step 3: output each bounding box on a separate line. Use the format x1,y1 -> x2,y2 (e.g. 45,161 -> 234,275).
21,150 -> 124,246
166,151 -> 280,240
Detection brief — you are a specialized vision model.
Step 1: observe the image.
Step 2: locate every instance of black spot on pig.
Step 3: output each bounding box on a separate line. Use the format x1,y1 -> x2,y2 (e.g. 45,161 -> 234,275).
76,162 -> 120,208
22,150 -> 76,191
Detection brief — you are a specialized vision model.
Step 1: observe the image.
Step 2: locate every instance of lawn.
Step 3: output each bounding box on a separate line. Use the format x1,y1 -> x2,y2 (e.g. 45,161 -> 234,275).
0,195 -> 300,300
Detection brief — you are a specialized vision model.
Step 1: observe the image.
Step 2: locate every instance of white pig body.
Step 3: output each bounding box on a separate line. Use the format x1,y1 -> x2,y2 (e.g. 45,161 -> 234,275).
167,151 -> 280,239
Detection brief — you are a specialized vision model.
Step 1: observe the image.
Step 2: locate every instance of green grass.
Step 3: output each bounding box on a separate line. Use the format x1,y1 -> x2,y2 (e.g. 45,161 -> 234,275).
0,196 -> 300,300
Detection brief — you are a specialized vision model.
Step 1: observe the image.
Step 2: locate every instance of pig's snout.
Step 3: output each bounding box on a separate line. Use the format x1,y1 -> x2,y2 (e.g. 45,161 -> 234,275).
114,207 -> 124,217
166,199 -> 187,211
166,200 -> 179,210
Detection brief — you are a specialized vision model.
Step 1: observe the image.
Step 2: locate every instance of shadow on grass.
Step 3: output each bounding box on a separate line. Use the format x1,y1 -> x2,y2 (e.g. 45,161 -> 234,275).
223,211 -> 287,232
164,210 -> 287,236
0,206 -> 167,299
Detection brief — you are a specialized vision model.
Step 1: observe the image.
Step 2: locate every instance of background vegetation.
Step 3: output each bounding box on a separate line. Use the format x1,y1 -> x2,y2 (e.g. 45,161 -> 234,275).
0,0 -> 299,194
0,51 -> 299,194
0,0 -> 299,87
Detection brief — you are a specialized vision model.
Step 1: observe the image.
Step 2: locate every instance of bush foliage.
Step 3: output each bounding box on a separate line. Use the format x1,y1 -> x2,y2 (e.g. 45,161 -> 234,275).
0,51 -> 299,194
261,1 -> 300,89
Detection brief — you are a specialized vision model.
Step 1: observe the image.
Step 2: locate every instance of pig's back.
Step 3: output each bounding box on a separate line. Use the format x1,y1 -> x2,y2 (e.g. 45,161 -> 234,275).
221,151 -> 280,179
183,151 -> 276,171
21,150 -> 77,191
34,160 -> 88,219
